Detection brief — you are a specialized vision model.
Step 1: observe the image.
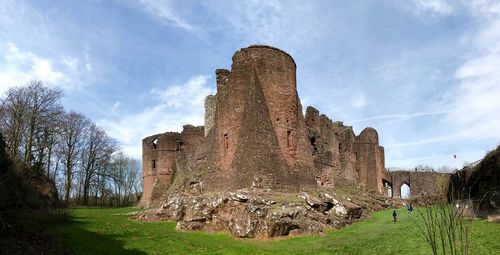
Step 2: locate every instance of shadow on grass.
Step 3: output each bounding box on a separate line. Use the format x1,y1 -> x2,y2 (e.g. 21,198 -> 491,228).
55,218 -> 147,255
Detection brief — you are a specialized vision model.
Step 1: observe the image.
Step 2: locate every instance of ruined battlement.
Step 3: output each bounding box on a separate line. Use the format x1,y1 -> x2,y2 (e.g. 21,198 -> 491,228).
215,69 -> 230,90
357,127 -> 379,144
236,45 -> 297,68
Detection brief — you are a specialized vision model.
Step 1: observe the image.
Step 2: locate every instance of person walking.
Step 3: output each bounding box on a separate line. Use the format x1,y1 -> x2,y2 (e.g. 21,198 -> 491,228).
409,203 -> 414,214
392,210 -> 398,222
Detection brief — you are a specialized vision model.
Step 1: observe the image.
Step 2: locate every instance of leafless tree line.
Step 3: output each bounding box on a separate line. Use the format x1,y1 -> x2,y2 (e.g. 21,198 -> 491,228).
0,81 -> 141,206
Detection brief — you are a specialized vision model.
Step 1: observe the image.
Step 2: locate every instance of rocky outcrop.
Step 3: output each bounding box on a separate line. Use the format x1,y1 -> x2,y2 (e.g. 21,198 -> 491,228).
137,189 -> 388,238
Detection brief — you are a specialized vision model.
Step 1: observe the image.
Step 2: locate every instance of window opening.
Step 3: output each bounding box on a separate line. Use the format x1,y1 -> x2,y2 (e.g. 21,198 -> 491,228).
224,133 -> 229,150
152,138 -> 158,149
175,138 -> 181,151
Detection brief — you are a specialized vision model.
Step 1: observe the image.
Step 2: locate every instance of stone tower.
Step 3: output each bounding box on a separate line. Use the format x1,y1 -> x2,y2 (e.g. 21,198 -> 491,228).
140,133 -> 180,208
204,45 -> 317,190
355,127 -> 385,193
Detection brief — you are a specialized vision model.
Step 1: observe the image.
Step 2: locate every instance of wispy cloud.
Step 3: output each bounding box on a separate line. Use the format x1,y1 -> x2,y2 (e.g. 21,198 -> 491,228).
442,0 -> 500,142
351,94 -> 367,109
349,110 -> 451,123
378,1 -> 500,169
386,134 -> 459,148
386,148 -> 491,170
135,0 -> 194,31
98,74 -> 213,158
402,0 -> 454,17
202,0 -> 322,50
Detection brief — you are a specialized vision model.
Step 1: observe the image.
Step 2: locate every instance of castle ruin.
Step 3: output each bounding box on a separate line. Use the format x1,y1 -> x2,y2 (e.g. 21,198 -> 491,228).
139,45 -> 442,208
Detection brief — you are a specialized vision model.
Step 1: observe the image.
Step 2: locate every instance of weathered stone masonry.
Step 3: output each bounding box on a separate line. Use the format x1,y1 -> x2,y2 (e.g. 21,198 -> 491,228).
383,170 -> 451,199
139,45 -> 442,207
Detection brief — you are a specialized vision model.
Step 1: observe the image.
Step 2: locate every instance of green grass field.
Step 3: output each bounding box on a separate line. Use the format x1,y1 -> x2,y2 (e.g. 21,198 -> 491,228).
51,207 -> 500,255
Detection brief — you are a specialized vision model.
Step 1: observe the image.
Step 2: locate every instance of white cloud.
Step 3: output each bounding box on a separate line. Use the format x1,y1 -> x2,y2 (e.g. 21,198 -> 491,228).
406,0 -> 454,16
351,94 -> 367,109
203,0 -> 322,50
384,0 -> 500,168
374,58 -> 411,81
112,101 -> 121,112
350,110 -> 452,123
0,42 -> 66,94
136,0 -> 194,30
442,0 -> 500,142
151,75 -> 212,108
0,42 -> 95,94
386,134 -> 459,148
98,75 -> 214,158
62,56 -> 80,70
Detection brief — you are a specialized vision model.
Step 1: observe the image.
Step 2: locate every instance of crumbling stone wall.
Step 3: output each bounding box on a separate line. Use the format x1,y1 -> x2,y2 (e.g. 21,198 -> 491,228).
204,95 -> 216,137
355,128 -> 385,193
334,124 -> 357,186
140,45 -> 394,207
305,107 -> 359,188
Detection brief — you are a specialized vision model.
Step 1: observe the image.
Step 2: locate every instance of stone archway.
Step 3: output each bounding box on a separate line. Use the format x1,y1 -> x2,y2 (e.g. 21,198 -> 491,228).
400,181 -> 410,199
382,179 -> 393,198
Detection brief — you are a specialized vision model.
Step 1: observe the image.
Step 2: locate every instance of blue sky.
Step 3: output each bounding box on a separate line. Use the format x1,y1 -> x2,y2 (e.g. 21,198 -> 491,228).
1,0 -> 499,170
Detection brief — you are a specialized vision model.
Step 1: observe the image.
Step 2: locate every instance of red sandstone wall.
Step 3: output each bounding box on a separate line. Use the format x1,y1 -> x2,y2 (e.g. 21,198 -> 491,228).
213,67 -> 238,172
138,132 -> 179,208
305,106 -> 320,131
335,126 -> 357,186
231,46 -> 302,166
355,127 -> 385,193
388,171 -> 450,198
204,96 -> 217,137
209,45 -> 316,190
305,106 -> 359,188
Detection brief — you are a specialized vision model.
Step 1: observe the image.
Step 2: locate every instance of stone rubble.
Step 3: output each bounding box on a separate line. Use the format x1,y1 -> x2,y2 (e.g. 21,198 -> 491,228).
136,189 -> 388,238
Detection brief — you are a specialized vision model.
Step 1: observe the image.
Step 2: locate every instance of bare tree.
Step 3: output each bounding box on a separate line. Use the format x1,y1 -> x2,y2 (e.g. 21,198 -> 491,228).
80,123 -> 118,205
1,81 -> 140,206
0,81 -> 62,166
23,81 -> 63,166
0,86 -> 30,158
415,164 -> 435,172
414,176 -> 472,255
109,152 -> 140,206
57,112 -> 90,202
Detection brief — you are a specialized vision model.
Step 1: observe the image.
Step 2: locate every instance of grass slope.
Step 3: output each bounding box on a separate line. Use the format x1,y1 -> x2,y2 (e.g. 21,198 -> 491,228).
51,207 -> 500,255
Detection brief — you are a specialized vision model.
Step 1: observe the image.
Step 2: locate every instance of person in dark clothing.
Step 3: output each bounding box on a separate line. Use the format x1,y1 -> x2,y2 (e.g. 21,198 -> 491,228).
393,210 -> 398,222
409,204 -> 414,214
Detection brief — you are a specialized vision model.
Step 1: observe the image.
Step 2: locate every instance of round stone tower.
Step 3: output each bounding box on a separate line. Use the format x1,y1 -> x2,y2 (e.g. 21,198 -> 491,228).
139,132 -> 180,208
209,45 -> 316,190
232,45 -> 300,165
